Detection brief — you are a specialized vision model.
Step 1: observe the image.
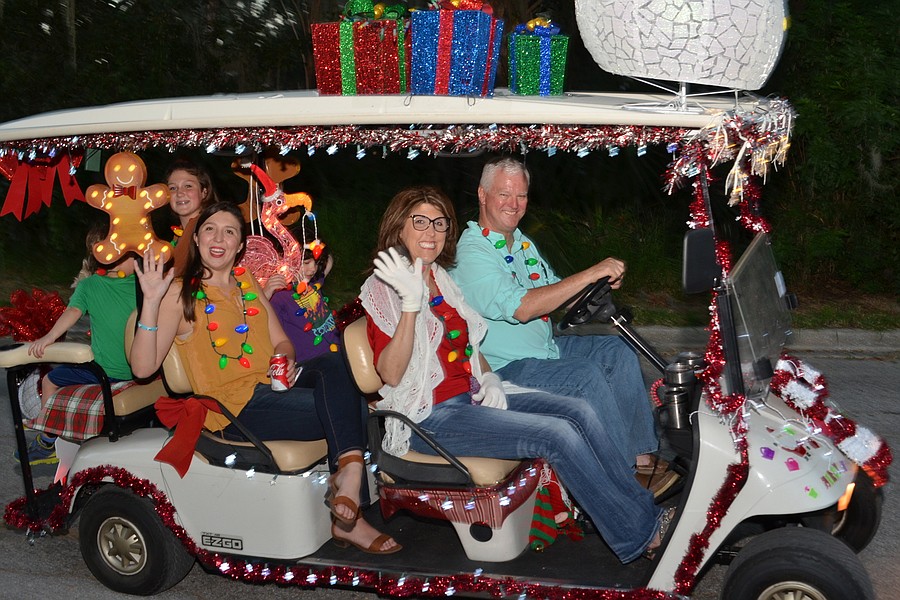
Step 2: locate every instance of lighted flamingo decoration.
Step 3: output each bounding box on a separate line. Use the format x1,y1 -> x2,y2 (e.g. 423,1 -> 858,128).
236,156 -> 320,286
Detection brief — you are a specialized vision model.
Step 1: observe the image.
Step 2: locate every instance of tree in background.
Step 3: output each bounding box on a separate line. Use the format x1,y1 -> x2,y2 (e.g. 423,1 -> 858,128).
764,1 -> 897,295
0,0 -> 896,305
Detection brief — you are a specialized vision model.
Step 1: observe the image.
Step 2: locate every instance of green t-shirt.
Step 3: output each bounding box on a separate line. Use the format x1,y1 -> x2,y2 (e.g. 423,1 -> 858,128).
68,274 -> 137,380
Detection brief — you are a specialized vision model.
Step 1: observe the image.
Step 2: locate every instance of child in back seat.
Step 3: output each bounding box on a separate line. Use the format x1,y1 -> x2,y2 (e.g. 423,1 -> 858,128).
20,223 -> 137,464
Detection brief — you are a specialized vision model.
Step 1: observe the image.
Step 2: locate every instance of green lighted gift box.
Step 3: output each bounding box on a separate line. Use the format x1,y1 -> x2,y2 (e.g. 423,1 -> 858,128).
508,21 -> 568,96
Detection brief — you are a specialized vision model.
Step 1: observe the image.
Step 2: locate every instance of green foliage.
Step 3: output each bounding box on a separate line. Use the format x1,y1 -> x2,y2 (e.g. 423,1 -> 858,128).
763,0 -> 899,295
0,0 -> 897,326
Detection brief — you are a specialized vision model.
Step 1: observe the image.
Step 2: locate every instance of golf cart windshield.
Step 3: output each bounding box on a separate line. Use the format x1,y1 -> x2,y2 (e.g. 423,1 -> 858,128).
728,233 -> 793,397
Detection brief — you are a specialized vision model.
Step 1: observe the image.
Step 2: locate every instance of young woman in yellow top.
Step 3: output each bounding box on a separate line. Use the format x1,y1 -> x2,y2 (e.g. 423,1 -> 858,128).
130,201 -> 399,555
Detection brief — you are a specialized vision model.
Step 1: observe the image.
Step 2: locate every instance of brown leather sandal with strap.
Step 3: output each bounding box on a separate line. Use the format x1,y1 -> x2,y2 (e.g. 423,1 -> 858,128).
332,531 -> 402,555
325,453 -> 364,525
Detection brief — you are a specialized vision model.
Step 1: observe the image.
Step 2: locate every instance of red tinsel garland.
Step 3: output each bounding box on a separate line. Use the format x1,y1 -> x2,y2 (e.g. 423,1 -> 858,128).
669,161 -> 751,595
736,176 -> 770,234
770,354 -> 892,487
3,465 -> 686,599
0,288 -> 67,341
0,124 -> 691,159
334,296 -> 366,331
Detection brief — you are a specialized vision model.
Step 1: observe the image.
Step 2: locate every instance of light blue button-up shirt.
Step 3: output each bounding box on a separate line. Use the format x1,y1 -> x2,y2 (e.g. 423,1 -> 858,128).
450,221 -> 562,369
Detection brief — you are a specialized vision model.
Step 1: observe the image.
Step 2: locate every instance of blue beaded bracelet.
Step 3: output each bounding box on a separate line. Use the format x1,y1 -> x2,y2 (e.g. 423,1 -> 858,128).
137,321 -> 159,332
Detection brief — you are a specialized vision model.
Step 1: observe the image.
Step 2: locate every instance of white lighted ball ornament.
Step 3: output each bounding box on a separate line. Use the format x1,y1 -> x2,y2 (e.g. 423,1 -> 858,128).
575,0 -> 789,90
85,151 -> 170,264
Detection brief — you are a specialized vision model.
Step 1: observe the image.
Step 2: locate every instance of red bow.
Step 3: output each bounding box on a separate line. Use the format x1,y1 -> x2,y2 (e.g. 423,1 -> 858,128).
154,396 -> 223,477
112,184 -> 138,197
436,0 -> 492,13
0,153 -> 85,221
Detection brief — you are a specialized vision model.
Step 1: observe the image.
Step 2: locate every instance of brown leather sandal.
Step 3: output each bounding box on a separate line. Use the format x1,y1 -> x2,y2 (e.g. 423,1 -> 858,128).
332,532 -> 402,555
635,456 -> 670,476
325,453 -> 364,525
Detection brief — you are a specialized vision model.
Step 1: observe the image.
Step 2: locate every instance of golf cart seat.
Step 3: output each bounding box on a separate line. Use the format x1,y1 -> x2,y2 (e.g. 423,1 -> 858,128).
0,317 -> 161,523
132,312 -> 328,475
342,318 -> 541,562
1,337 -> 163,444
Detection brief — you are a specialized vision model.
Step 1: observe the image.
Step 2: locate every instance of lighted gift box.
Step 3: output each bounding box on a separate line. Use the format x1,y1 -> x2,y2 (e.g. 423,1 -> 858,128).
508,21 -> 568,96
311,18 -> 411,95
410,7 -> 504,97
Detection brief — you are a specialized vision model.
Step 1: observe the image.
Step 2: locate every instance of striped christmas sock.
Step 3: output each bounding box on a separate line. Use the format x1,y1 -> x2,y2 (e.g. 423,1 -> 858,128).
529,466 -> 582,551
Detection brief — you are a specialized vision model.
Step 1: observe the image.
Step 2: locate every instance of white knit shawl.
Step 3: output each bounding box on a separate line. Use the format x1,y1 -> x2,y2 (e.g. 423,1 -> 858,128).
360,263 -> 487,456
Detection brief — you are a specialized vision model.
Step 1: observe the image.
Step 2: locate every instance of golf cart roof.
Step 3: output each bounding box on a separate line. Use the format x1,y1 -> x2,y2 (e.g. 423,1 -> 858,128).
0,88 -> 757,146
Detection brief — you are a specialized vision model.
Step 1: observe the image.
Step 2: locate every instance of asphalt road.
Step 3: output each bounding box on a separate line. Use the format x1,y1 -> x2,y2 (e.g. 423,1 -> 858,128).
0,341 -> 897,600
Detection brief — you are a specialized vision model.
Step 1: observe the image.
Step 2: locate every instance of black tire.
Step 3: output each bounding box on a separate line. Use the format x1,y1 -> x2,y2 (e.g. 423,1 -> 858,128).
78,486 -> 194,595
720,527 -> 874,600
831,470 -> 882,552
800,470 -> 883,553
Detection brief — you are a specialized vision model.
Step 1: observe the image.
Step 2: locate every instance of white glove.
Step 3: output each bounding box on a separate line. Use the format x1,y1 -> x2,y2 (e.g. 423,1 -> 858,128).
473,372 -> 507,410
373,247 -> 424,313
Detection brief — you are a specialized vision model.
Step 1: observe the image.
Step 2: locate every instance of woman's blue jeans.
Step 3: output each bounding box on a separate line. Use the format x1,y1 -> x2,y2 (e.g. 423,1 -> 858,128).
408,392 -> 661,563
222,352 -> 367,472
496,334 -> 658,465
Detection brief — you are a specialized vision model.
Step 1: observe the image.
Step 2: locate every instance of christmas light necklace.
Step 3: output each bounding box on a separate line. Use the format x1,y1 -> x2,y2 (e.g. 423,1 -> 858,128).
194,266 -> 260,369
292,209 -> 327,297
96,268 -> 128,278
428,276 -> 474,374
481,227 -> 550,321
170,225 -> 184,245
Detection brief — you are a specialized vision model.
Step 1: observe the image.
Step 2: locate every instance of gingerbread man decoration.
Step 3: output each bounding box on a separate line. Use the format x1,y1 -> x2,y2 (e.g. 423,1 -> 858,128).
85,152 -> 170,264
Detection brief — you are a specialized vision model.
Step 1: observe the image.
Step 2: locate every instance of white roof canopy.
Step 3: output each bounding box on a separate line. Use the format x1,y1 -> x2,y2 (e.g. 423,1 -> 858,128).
0,89 -> 754,145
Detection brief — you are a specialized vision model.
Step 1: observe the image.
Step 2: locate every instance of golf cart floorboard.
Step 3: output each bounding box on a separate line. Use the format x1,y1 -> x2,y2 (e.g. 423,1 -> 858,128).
299,505 -> 651,589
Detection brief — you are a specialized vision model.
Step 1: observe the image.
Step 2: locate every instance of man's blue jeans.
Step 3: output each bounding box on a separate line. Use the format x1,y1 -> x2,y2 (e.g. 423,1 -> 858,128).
496,334 -> 658,466
408,392 -> 661,563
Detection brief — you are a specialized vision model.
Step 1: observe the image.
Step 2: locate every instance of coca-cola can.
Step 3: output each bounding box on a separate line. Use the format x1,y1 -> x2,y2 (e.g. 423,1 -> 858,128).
269,354 -> 291,392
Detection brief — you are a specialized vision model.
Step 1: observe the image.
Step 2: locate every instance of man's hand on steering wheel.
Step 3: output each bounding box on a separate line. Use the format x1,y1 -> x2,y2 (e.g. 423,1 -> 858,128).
558,276 -> 616,331
588,257 -> 626,290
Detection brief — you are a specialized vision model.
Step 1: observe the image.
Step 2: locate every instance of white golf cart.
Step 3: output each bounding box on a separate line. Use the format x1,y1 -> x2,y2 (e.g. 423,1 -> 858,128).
0,89 -> 889,600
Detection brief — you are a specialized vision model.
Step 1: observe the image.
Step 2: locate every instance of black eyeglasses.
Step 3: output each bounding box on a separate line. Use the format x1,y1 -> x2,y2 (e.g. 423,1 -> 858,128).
409,214 -> 451,233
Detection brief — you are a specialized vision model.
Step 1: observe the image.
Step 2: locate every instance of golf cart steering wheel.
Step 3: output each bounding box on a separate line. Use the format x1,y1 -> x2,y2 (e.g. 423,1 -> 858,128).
557,276 -> 615,331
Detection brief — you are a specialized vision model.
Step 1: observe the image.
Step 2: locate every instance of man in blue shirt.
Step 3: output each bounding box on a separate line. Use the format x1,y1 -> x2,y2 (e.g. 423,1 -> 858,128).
450,157 -> 678,497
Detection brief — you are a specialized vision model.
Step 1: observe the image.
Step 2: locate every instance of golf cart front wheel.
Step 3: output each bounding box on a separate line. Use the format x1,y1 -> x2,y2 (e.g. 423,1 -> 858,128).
720,527 -> 873,600
830,470 -> 882,552
79,486 -> 194,595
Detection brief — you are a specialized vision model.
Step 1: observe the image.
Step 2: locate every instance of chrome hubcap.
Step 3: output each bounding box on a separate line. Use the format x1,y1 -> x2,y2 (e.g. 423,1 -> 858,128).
96,516 -> 147,576
757,581 -> 827,600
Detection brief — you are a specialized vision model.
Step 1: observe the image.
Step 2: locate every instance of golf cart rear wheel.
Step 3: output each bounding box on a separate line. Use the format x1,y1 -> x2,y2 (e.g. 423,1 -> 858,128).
720,527 -> 873,600
79,486 -> 194,595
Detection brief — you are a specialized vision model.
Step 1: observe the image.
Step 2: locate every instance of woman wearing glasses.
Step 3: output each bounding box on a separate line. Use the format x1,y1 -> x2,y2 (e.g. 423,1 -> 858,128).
360,186 -> 673,564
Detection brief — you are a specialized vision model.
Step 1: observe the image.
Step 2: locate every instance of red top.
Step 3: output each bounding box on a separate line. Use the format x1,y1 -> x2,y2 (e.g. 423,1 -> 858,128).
367,283 -> 473,405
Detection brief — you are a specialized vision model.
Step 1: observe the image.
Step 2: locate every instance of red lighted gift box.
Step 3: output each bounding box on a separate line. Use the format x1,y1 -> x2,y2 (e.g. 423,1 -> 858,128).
311,19 -> 411,95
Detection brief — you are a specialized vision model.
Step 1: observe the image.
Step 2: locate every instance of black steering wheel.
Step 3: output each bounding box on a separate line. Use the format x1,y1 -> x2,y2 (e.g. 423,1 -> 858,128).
557,276 -> 616,331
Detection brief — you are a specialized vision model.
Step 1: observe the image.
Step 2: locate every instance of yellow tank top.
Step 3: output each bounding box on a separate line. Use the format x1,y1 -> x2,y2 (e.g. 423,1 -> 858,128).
175,273 -> 274,431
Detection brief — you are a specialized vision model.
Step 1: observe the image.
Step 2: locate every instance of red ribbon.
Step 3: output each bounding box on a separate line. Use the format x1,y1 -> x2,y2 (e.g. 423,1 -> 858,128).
0,154 -> 85,220
154,396 -> 223,478
481,14 -> 498,96
437,0 -> 491,12
434,9 -> 455,94
112,184 -> 138,197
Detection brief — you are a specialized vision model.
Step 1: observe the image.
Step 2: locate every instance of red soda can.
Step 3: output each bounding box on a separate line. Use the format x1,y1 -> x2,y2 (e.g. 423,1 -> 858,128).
269,354 -> 291,392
